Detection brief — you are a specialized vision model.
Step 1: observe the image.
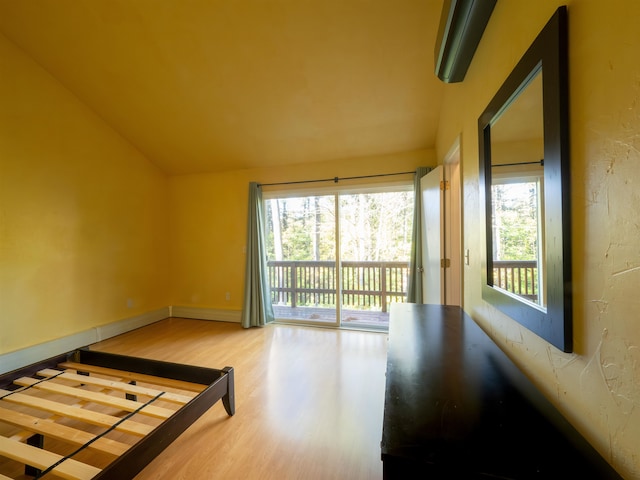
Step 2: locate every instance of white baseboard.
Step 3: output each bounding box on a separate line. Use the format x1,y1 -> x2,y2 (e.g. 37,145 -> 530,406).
0,307 -> 170,375
171,306 -> 242,323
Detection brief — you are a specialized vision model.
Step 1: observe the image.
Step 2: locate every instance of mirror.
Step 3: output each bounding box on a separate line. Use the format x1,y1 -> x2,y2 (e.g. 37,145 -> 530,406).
479,7 -> 572,352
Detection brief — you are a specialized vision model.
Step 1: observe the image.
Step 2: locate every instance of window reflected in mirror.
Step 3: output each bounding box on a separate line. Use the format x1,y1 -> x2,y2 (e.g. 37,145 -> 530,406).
489,71 -> 546,309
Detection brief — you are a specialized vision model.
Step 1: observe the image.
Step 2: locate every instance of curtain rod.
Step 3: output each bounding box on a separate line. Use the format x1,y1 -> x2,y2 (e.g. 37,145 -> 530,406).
258,170 -> 416,187
492,160 -> 544,168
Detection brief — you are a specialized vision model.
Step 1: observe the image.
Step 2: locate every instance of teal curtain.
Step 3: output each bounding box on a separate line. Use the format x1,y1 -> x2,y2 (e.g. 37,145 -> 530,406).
241,182 -> 275,328
407,167 -> 429,303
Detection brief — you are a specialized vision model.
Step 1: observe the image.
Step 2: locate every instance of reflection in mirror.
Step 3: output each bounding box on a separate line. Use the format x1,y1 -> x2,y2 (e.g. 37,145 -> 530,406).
490,71 -> 546,308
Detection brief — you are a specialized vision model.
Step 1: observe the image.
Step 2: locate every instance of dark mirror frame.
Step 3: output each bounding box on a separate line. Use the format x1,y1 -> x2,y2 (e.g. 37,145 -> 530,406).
478,6 -> 572,352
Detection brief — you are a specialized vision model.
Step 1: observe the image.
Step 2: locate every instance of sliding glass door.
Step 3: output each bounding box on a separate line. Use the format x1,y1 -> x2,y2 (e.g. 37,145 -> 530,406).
263,186 -> 413,330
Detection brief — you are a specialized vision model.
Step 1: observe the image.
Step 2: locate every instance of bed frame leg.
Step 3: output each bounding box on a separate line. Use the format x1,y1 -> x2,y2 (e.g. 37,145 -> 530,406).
25,434 -> 43,476
222,367 -> 235,416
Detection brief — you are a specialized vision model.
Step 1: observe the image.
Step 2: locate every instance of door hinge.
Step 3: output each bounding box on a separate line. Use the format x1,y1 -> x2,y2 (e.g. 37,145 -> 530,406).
441,258 -> 451,268
440,180 -> 450,191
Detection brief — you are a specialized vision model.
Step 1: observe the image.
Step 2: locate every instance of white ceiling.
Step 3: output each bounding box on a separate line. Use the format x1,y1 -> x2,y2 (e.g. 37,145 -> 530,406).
0,0 -> 446,175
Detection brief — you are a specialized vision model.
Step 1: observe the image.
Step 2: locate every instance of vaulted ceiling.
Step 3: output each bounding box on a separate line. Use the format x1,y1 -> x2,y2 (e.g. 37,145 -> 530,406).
0,0 -> 446,175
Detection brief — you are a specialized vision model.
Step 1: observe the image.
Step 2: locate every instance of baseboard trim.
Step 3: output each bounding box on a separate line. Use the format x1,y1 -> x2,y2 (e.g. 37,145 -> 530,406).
95,307 -> 170,341
171,306 -> 242,324
0,307 -> 170,375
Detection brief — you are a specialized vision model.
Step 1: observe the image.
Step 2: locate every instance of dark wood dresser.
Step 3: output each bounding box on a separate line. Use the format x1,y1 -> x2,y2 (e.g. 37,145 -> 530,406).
381,303 -> 622,479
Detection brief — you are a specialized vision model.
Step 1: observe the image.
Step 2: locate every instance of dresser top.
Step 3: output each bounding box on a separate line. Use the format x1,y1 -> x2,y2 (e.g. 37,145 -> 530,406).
381,303 -> 620,479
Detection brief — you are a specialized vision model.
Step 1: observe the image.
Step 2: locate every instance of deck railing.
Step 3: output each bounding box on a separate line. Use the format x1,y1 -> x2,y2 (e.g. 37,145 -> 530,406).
267,261 -> 409,313
267,260 -> 539,309
492,260 -> 539,301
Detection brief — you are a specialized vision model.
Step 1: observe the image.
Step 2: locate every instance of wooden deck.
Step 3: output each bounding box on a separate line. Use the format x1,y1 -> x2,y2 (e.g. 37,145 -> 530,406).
273,305 -> 390,329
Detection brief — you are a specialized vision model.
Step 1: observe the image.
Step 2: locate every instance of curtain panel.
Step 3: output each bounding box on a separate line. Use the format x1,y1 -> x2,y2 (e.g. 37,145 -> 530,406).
241,182 -> 275,328
407,166 -> 430,303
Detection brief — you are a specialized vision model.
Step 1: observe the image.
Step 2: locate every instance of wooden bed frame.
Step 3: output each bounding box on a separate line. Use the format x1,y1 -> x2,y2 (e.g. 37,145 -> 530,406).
0,348 -> 235,479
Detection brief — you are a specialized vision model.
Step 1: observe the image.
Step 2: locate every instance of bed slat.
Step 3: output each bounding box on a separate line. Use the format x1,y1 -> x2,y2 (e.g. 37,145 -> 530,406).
0,406 -> 128,456
38,369 -> 194,405
58,362 -> 206,392
0,389 -> 153,437
13,377 -> 174,419
0,434 -> 101,480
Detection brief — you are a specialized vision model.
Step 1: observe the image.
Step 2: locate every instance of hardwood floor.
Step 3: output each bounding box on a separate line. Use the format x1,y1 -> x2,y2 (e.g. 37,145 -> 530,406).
90,318 -> 388,480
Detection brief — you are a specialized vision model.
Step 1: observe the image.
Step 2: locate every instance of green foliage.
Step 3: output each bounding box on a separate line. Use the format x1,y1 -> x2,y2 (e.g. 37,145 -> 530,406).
264,191 -> 413,262
491,181 -> 539,260
339,191 -> 413,261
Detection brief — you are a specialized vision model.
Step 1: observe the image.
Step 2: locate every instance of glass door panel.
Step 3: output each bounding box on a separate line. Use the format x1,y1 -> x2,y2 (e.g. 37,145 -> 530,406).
265,195 -> 338,325
339,191 -> 413,330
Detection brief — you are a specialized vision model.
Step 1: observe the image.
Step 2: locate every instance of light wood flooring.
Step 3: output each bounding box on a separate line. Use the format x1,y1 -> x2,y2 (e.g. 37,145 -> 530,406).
89,318 -> 388,480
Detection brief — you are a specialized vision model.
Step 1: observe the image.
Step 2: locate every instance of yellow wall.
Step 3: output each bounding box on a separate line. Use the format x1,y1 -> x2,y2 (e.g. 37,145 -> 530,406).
168,149 -> 434,310
436,1 -> 640,477
0,33 -> 169,354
